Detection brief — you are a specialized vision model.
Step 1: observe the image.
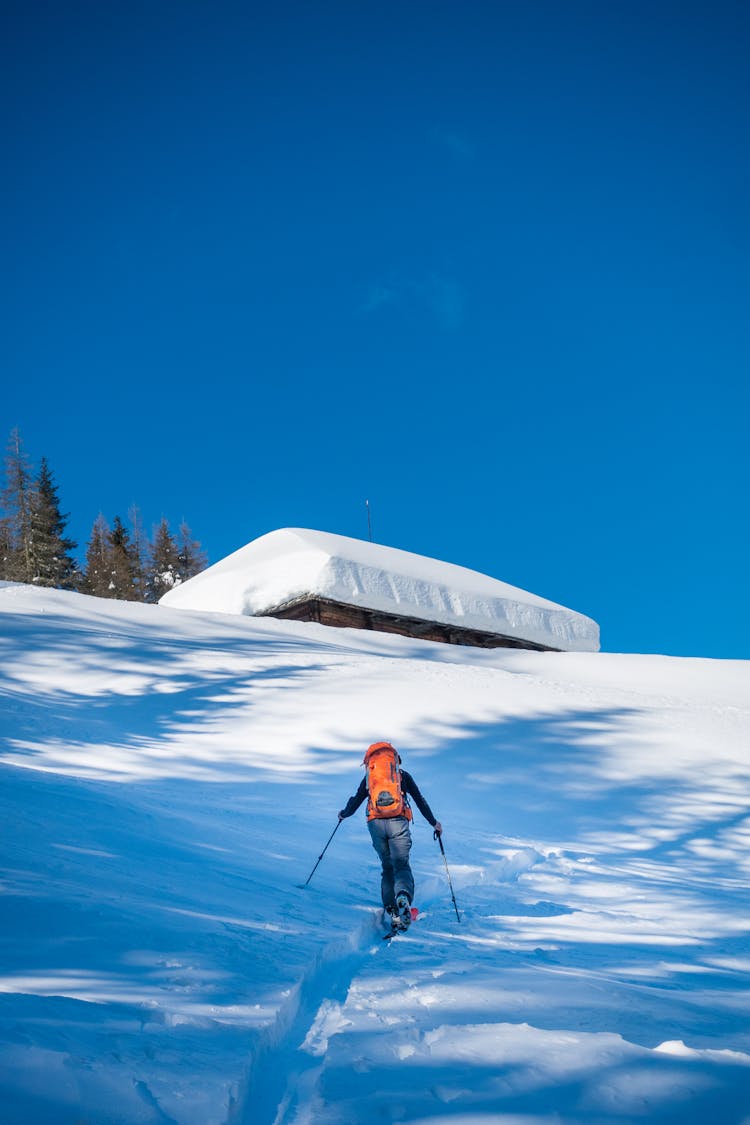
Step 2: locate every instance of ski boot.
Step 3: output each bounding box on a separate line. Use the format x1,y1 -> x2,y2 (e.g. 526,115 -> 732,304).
395,892 -> 412,929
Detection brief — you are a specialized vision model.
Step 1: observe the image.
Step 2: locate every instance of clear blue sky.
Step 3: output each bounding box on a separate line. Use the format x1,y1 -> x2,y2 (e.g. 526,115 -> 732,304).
3,1 -> 748,658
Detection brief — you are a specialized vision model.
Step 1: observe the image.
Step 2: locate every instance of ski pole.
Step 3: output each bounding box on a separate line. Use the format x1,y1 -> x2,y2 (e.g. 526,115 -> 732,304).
298,819 -> 342,888
435,831 -> 461,923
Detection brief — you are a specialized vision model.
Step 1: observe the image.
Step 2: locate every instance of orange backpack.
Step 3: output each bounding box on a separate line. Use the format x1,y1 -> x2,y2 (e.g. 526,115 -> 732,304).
364,742 -> 412,820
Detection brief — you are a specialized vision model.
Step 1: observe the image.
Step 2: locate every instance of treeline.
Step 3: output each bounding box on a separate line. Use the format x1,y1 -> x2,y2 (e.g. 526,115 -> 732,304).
0,429 -> 207,602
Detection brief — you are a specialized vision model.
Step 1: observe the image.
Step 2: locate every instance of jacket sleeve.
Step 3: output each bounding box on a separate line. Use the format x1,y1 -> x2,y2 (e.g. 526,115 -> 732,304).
339,776 -> 368,818
401,770 -> 437,826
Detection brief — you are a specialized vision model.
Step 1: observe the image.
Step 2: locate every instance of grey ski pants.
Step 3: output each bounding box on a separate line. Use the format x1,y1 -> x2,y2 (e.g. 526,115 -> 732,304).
368,816 -> 414,909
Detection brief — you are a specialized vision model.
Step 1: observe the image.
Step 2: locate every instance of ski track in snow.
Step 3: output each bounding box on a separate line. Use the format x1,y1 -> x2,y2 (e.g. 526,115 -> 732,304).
232,908 -> 384,1125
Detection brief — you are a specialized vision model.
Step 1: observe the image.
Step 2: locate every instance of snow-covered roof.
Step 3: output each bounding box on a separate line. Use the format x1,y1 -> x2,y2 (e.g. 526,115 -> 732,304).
160,528 -> 600,653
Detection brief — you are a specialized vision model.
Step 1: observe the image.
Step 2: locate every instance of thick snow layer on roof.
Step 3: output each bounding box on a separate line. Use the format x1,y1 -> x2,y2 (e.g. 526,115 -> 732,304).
160,528 -> 600,652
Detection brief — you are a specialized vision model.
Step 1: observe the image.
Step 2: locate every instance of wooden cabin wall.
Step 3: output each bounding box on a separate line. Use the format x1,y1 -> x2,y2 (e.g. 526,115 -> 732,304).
263,597 -> 555,652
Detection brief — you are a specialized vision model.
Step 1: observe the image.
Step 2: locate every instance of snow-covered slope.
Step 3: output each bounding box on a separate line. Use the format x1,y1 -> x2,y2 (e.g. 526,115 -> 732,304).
1,582 -> 749,1124
159,528 -> 601,652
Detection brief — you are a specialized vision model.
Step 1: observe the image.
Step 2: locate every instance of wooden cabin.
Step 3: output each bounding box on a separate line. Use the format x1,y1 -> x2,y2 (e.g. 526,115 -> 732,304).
160,528 -> 600,654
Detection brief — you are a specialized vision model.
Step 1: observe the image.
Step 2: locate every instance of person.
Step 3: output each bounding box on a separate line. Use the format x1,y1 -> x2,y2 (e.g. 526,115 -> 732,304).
339,741 -> 442,930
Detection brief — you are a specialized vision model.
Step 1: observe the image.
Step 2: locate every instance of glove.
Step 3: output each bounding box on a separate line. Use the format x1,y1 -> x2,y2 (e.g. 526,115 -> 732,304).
433,821 -> 443,839
338,810 -> 346,821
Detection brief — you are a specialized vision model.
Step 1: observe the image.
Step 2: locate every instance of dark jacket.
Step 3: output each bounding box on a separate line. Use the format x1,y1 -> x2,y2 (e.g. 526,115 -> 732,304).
339,769 -> 437,826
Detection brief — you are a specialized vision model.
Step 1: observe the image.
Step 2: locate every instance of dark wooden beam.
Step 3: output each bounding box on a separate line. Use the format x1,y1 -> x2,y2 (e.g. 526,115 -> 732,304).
257,595 -> 558,652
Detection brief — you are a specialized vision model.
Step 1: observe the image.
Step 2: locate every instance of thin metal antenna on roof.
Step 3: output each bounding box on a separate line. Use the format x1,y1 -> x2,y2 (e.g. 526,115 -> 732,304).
365,499 -> 373,542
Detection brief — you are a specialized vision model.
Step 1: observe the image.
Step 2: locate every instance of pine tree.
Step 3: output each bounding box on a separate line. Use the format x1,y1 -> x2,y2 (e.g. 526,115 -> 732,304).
83,514 -> 113,598
1,428 -> 35,582
128,504 -> 147,602
146,517 -> 180,603
28,457 -> 79,588
109,516 -> 139,600
176,520 -> 208,584
0,517 -> 12,578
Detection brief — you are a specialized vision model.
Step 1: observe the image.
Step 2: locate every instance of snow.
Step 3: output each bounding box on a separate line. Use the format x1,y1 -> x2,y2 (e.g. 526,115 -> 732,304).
159,528 -> 601,653
1,581 -> 750,1124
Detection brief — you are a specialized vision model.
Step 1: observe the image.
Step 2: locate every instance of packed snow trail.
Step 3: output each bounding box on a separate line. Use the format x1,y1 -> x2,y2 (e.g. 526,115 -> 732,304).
232,906 -> 384,1125
1,584 -> 749,1123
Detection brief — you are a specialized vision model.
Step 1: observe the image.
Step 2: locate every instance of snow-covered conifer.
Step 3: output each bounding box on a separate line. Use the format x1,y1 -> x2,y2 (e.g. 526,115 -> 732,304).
128,505 -> 148,602
108,516 -> 139,600
83,514 -> 113,598
146,517 -> 180,603
176,520 -> 208,584
28,457 -> 79,588
0,428 -> 35,582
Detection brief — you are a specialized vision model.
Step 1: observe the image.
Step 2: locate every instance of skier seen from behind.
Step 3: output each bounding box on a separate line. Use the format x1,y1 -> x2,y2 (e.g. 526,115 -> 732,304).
338,741 -> 442,932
